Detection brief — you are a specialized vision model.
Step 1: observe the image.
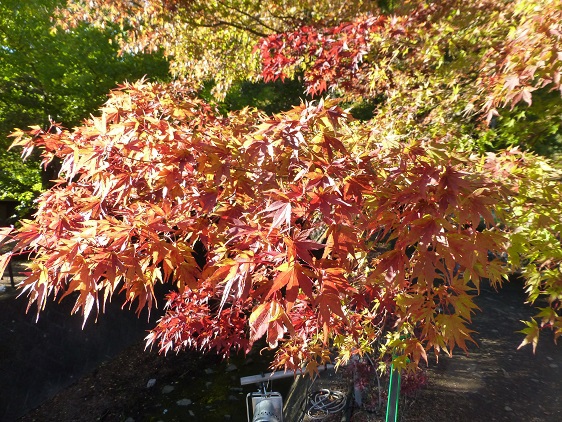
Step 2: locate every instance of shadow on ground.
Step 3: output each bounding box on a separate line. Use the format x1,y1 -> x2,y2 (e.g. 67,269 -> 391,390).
0,263 -> 156,422
400,278 -> 562,422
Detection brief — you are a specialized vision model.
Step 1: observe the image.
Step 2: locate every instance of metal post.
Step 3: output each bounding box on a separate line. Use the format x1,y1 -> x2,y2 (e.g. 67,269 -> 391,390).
385,363 -> 401,422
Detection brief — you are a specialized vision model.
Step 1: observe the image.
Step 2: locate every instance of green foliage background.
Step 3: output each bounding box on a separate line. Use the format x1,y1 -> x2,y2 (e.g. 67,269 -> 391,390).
0,0 -> 170,216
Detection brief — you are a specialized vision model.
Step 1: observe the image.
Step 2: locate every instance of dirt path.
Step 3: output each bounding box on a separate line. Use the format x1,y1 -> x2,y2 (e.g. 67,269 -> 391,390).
399,279 -> 561,422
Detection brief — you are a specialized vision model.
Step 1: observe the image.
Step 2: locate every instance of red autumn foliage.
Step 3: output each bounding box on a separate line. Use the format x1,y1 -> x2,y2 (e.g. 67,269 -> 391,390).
258,1 -> 562,118
2,80 -> 507,372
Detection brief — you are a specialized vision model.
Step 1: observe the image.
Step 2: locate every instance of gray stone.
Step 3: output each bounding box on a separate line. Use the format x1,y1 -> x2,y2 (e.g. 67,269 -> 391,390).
162,385 -> 175,394
146,378 -> 156,388
505,406 -> 513,412
225,364 -> 238,372
204,368 -> 214,375
177,398 -> 192,406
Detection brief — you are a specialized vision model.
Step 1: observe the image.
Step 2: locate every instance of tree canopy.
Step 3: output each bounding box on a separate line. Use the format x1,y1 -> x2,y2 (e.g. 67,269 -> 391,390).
1,0 -> 562,373
55,0 -> 374,97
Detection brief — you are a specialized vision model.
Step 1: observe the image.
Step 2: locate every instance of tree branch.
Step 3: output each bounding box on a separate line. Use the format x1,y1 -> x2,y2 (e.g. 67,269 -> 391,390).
215,0 -> 280,34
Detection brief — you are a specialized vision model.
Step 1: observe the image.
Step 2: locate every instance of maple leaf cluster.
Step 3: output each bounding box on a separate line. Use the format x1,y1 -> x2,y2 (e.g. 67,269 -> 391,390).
258,0 -> 562,122
257,14 -> 408,97
1,80 -> 509,372
477,1 -> 562,115
257,2 -> 459,99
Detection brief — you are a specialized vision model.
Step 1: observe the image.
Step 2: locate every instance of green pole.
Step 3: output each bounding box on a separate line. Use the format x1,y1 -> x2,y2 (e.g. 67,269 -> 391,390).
385,363 -> 401,422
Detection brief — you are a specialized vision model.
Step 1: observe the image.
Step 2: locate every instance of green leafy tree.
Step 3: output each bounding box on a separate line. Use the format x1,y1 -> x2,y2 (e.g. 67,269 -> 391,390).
0,0 -> 170,214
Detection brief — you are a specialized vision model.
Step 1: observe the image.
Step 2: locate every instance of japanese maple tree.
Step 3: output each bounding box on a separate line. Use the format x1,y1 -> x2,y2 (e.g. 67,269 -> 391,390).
1,80 -> 507,372
2,0 -> 562,372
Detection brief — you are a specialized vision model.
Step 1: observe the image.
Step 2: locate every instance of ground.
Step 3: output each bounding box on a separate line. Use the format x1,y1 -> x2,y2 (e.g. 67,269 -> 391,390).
19,343 -> 218,422
349,278 -> 562,422
2,266 -> 561,422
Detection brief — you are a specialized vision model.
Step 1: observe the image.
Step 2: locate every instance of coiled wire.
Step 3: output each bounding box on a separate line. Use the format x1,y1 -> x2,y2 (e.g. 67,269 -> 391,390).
306,389 -> 347,420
